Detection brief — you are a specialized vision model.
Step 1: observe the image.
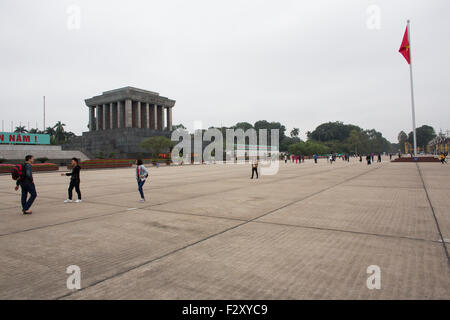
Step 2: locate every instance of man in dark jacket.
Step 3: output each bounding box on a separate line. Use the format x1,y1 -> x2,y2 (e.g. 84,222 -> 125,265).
251,158 -> 259,179
14,155 -> 37,214
62,157 -> 82,203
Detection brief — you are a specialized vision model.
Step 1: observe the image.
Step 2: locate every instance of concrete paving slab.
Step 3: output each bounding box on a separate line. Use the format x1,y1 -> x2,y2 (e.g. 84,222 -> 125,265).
65,222 -> 450,300
0,210 -> 240,299
0,158 -> 448,300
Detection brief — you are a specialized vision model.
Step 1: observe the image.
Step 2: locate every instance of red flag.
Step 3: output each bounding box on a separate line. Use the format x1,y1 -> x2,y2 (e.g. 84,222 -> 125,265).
399,26 -> 410,64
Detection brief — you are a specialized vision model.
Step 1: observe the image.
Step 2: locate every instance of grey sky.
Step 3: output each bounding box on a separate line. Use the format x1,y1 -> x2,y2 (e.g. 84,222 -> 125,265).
1,0 -> 449,142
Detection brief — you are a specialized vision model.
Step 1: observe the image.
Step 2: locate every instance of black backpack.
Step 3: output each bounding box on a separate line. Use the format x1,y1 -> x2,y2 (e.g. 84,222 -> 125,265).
11,164 -> 25,181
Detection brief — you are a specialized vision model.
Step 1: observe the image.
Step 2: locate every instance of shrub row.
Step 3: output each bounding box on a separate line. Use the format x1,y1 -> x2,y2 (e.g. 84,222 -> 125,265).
68,160 -> 132,170
391,156 -> 440,163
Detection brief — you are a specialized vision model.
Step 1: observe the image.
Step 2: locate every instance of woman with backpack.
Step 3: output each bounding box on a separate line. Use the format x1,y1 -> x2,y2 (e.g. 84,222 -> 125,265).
13,155 -> 36,215
136,159 -> 148,202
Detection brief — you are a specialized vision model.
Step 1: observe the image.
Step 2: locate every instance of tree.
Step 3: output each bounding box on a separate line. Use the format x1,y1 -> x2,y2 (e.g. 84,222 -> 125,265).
309,121 -> 360,142
290,128 -> 299,138
254,120 -> 286,140
347,129 -> 365,154
234,122 -> 254,131
173,124 -> 187,130
140,136 -> 175,158
398,131 -> 408,153
14,126 -> 28,133
53,121 -> 66,144
407,125 -> 436,150
307,121 -> 392,154
28,128 -> 42,134
280,136 -> 301,152
44,126 -> 56,136
288,141 -> 329,156
64,131 -> 76,141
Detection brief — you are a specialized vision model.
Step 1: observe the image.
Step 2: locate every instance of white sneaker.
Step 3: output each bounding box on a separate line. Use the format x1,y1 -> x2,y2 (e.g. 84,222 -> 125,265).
64,199 -> 72,203
140,199 -> 145,203
75,199 -> 82,203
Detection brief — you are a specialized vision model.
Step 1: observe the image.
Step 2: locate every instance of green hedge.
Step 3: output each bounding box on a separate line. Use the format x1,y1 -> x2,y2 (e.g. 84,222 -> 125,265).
67,158 -> 172,170
68,159 -> 132,170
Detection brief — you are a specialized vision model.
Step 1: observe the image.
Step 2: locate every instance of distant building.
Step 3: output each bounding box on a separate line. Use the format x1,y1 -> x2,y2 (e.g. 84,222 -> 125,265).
63,87 -> 176,158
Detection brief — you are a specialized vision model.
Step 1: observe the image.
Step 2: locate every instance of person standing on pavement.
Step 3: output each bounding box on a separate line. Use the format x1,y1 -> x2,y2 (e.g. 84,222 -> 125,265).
251,158 -> 259,179
14,155 -> 37,215
136,159 -> 149,202
62,157 -> 82,203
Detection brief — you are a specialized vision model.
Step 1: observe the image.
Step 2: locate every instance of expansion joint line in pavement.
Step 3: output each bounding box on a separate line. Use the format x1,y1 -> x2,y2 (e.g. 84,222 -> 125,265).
57,163 -> 384,299
416,163 -> 450,263
139,162 -> 365,212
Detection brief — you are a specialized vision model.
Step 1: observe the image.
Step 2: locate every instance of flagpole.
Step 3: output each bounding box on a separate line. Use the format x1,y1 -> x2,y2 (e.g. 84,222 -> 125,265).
407,19 -> 418,157
43,96 -> 46,132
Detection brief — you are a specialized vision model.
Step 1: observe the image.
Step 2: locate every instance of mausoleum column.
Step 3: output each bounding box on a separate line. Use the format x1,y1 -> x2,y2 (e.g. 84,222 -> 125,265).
117,101 -> 123,128
152,104 -> 157,130
96,105 -> 102,130
145,103 -> 150,128
136,101 -> 142,128
125,99 -> 132,128
157,105 -> 161,130
89,106 -> 95,131
159,105 -> 165,130
166,107 -> 172,131
111,102 -> 117,129
103,104 -> 109,130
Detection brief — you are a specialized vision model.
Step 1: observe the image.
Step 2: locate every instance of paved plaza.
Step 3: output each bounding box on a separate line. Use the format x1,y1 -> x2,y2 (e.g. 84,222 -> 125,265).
0,158 -> 449,299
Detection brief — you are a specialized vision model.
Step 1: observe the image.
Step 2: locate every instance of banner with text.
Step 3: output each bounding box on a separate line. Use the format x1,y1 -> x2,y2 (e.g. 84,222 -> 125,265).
0,132 -> 51,145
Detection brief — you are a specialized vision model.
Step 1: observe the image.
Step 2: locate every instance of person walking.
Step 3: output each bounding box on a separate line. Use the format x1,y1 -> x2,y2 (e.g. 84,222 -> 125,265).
377,153 -> 382,163
62,157 -> 82,203
313,154 -> 318,164
366,154 -> 371,165
359,154 -> 362,162
251,158 -> 259,179
14,155 -> 37,215
440,152 -> 447,164
136,159 -> 148,202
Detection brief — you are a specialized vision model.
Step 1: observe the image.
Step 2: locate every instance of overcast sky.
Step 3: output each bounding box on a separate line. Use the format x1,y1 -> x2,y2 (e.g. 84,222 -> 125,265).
1,0 -> 449,142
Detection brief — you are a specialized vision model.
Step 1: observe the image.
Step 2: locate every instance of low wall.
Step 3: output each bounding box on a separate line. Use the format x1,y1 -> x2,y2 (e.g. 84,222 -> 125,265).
391,156 -> 440,163
0,144 -> 89,165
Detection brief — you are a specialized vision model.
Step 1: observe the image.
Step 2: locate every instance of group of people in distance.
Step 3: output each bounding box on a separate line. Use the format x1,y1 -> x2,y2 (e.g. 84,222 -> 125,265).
13,155 -> 150,215
284,153 -> 387,166
360,153 -> 382,165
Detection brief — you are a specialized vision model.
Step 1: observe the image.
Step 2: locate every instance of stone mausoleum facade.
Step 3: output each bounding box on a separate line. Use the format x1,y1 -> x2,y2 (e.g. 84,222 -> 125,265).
63,87 -> 176,158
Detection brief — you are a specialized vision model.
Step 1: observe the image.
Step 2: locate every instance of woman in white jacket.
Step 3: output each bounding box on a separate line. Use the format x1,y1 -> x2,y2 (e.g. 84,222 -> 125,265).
135,159 -> 148,202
